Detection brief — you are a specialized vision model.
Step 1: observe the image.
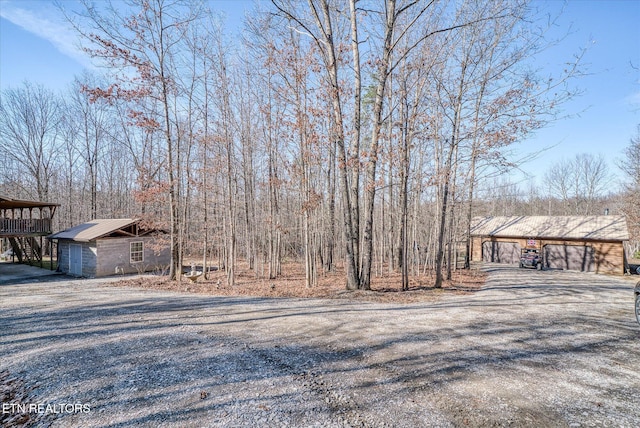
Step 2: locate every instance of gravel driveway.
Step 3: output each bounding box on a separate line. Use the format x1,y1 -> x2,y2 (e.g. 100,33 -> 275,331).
1,266 -> 639,427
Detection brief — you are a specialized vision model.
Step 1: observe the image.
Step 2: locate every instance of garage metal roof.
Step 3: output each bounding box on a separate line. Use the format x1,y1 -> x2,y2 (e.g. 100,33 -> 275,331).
470,216 -> 629,242
49,219 -> 140,242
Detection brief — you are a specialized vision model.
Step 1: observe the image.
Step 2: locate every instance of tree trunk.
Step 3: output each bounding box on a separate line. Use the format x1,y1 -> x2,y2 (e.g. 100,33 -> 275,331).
309,0 -> 360,290
348,0 -> 362,282
360,0 -> 396,291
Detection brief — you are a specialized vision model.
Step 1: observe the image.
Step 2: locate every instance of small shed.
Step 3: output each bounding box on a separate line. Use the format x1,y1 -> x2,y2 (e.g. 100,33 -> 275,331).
470,216 -> 629,274
49,219 -> 170,277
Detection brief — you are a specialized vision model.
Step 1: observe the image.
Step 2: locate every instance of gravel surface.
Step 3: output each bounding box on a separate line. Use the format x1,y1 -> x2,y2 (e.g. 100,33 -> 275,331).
1,266 -> 639,427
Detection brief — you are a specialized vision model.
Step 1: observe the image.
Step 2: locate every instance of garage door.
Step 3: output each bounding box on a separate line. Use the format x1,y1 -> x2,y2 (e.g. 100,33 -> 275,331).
482,241 -> 521,264
544,245 -> 594,272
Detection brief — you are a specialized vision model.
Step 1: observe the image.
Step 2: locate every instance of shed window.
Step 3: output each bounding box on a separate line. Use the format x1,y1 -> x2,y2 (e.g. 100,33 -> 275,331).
130,241 -> 144,263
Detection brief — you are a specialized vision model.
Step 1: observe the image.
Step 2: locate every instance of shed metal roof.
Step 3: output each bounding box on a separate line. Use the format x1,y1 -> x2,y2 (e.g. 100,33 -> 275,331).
470,216 -> 629,242
49,219 -> 140,242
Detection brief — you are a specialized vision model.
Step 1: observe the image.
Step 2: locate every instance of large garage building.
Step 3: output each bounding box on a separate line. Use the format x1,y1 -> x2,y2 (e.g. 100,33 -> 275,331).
470,216 -> 629,274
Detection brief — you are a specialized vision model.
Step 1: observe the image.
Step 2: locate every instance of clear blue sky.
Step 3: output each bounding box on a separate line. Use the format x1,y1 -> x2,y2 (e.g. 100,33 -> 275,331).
1,0 -> 639,192
512,0 -> 640,192
0,0 -> 250,88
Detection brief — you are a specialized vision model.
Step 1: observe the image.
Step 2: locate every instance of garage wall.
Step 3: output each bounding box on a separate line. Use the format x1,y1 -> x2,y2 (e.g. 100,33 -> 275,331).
590,241 -> 625,274
471,237 -> 483,264
471,236 -> 625,274
541,240 -> 623,274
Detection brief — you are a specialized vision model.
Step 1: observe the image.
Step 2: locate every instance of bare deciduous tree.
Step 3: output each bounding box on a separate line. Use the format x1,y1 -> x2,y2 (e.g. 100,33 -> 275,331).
0,82 -> 61,201
544,153 -> 612,215
70,0 -> 205,280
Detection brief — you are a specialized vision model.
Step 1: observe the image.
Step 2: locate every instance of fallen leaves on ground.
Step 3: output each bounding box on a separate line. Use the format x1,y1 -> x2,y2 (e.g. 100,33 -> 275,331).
109,262 -> 486,304
0,370 -> 34,427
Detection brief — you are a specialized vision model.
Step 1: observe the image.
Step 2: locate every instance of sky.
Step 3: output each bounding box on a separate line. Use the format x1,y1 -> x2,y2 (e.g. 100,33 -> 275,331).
507,0 -> 640,192
0,0 -> 639,193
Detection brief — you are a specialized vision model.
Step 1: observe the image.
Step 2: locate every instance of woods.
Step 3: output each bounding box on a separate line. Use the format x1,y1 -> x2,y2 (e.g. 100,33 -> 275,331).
1,0 -> 636,286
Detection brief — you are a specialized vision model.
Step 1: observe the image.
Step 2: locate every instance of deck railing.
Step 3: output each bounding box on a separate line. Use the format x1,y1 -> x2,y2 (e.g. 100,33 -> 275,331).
0,218 -> 52,235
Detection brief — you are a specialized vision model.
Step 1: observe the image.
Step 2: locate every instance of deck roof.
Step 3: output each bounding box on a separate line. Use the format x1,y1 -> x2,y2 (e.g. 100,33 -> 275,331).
0,195 -> 59,210
470,216 -> 629,242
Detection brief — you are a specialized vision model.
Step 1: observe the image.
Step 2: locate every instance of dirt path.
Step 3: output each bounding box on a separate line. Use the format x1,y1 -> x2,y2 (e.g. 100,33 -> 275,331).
1,266 -> 639,427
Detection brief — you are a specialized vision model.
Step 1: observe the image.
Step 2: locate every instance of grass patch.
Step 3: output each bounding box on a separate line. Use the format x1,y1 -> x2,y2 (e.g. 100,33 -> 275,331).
26,259 -> 57,270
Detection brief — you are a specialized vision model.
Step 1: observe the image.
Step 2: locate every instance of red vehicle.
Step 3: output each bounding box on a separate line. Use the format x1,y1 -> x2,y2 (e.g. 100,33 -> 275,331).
520,248 -> 542,270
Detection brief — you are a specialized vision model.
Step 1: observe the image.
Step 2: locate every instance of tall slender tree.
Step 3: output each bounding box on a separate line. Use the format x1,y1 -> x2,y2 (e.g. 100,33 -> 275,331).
71,0 -> 204,280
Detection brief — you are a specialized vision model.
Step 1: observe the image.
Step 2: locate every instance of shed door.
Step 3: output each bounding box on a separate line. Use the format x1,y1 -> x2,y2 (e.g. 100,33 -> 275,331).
544,244 -> 594,272
69,244 -> 82,276
482,241 -> 521,264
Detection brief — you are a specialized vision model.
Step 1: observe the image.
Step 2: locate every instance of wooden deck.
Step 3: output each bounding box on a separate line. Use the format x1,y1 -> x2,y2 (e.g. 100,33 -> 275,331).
0,218 -> 52,236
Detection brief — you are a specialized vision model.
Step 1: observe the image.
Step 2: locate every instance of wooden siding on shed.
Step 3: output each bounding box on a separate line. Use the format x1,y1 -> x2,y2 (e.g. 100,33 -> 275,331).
96,236 -> 170,277
57,240 -> 97,277
57,241 -> 69,273
57,236 -> 170,277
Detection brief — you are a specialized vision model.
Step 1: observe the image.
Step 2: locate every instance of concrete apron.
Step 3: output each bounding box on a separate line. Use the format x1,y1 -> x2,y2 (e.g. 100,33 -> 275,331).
0,261 -> 58,283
